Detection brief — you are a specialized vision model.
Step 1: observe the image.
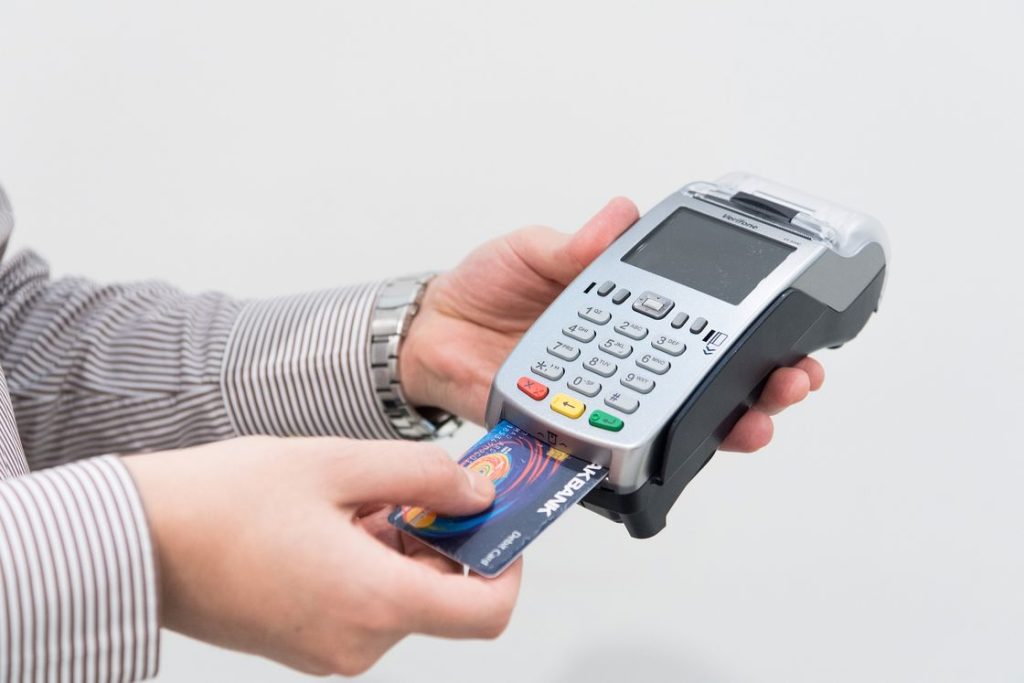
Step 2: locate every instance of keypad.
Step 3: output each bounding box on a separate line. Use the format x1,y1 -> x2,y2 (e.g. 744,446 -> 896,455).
568,375 -> 601,397
583,356 -> 617,377
614,320 -> 648,340
620,371 -> 654,394
598,338 -> 632,359
531,359 -> 564,380
578,306 -> 611,325
524,286 -> 721,432
636,353 -> 670,375
651,335 -> 685,357
547,340 -> 580,361
604,390 -> 639,414
563,323 -> 597,342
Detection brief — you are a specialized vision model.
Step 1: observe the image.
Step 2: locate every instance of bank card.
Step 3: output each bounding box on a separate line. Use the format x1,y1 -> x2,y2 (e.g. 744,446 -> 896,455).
388,420 -> 607,577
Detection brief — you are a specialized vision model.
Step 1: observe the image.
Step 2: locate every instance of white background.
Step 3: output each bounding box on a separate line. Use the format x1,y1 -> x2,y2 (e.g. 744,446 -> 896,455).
2,1 -> 1022,681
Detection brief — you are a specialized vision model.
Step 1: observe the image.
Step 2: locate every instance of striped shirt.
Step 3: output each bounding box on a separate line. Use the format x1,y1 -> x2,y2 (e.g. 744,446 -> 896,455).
0,185 -> 407,680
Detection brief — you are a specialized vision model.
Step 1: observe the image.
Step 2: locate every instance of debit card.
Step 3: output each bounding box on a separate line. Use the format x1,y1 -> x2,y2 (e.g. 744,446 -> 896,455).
388,420 -> 607,577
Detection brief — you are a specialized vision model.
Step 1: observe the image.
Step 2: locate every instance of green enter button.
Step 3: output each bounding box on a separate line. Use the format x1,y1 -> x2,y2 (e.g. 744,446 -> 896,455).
589,410 -> 624,432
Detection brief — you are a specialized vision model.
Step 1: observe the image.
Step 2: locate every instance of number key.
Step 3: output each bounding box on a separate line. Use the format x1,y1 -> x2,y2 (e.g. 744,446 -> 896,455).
620,371 -> 654,394
651,335 -> 685,357
599,338 -> 632,359
568,375 -> 602,397
547,340 -> 581,361
578,306 -> 611,325
563,323 -> 596,343
636,353 -> 670,375
614,320 -> 648,340
583,355 -> 617,378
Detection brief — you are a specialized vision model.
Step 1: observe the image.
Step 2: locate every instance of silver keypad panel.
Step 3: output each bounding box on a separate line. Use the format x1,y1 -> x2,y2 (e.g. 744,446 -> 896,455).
524,284 -> 725,423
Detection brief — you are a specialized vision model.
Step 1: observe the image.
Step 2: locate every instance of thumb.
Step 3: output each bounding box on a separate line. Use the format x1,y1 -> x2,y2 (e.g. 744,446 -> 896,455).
563,196 -> 639,271
338,442 -> 495,516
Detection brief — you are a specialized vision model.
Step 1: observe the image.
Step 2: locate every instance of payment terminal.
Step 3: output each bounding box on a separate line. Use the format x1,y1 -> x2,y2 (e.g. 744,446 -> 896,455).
484,173 -> 888,538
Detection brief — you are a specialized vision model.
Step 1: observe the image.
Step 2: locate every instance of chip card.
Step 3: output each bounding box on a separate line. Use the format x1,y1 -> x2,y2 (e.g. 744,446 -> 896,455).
388,420 -> 607,577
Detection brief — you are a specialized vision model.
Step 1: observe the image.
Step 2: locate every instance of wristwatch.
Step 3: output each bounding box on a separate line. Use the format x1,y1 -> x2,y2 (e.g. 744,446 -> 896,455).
370,274 -> 462,439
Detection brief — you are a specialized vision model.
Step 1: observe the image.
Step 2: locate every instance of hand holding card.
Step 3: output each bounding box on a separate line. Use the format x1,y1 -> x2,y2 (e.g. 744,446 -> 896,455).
389,421 -> 608,577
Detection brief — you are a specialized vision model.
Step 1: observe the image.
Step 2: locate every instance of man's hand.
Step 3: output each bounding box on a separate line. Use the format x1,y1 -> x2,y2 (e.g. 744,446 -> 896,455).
123,437 -> 520,677
399,198 -> 825,452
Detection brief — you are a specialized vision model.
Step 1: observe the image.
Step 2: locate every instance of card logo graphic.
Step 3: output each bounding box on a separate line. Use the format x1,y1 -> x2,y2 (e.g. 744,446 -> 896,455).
468,450 -> 512,482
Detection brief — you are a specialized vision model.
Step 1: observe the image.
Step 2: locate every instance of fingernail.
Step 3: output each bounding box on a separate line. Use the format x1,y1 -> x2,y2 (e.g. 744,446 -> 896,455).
464,468 -> 494,499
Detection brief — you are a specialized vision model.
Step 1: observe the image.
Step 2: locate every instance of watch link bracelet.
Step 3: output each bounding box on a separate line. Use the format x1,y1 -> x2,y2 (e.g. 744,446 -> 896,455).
370,273 -> 462,439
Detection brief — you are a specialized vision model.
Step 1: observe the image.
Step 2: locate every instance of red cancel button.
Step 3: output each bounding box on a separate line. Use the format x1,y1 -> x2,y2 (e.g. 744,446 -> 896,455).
517,376 -> 549,400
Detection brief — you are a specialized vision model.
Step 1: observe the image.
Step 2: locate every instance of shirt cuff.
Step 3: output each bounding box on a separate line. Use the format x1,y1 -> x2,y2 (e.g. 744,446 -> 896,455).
0,455 -> 160,681
219,282 -> 404,440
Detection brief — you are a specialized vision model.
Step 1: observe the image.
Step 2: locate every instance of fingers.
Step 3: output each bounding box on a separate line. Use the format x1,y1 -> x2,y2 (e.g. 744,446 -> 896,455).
755,367 -> 811,416
402,558 -> 523,639
400,533 -> 465,575
720,409 -> 774,452
336,442 -> 495,517
754,357 -> 824,415
794,356 -> 826,391
563,197 -> 639,273
720,357 -> 826,452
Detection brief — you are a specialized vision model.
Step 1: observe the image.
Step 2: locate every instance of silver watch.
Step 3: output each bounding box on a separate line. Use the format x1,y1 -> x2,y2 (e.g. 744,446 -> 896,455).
370,273 -> 462,439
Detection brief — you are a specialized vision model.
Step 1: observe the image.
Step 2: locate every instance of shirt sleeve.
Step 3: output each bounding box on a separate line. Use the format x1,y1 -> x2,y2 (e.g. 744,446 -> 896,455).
0,455 -> 159,682
0,249 -> 406,468
219,283 -> 403,440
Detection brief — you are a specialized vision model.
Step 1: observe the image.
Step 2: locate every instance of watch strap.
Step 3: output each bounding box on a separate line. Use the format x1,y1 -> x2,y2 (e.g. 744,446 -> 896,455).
370,274 -> 462,439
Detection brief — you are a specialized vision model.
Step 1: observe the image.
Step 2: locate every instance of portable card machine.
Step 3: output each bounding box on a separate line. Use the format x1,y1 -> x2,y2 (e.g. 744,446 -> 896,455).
484,173 -> 888,538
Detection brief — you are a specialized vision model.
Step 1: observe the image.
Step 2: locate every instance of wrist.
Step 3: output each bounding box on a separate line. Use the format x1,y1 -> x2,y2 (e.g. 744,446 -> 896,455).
371,274 -> 461,439
397,307 -> 433,408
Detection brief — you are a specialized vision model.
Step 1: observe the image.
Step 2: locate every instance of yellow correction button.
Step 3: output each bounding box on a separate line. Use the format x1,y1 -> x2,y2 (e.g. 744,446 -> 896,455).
549,393 -> 585,419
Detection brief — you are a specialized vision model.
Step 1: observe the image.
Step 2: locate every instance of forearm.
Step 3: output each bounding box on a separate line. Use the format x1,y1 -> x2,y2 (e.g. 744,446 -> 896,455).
0,249 -> 405,466
0,250 -> 241,466
220,281 -> 402,440
0,456 -> 159,681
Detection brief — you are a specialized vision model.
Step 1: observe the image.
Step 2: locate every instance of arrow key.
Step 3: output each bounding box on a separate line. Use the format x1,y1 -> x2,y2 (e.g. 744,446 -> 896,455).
549,393 -> 586,419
